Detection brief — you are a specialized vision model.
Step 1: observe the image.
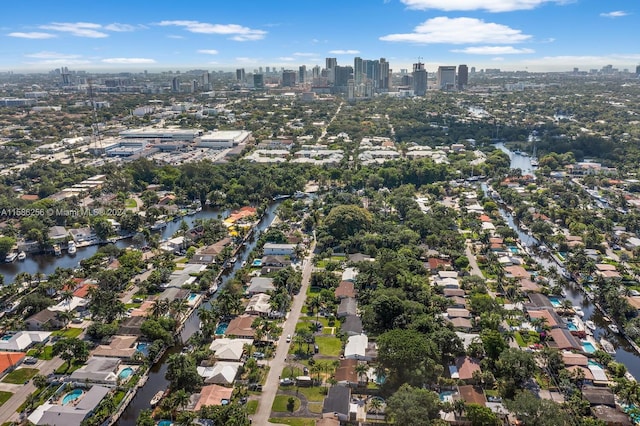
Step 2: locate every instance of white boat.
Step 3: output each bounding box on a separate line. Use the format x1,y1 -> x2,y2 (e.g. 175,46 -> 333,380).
4,252 -> 17,263
230,256 -> 237,264
53,245 -> 61,256
207,282 -> 219,296
17,251 -> 26,261
585,320 -> 596,331
609,324 -> 620,334
151,220 -> 167,231
600,338 -> 616,355
150,390 -> 164,407
67,241 -> 77,255
530,157 -> 539,167
573,306 -> 584,317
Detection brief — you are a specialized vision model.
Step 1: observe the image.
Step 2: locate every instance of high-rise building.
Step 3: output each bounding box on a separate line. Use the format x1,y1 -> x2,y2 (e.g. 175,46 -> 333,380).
412,62 -> 427,96
347,79 -> 355,100
636,65 -> 640,77
282,70 -> 297,87
333,65 -> 353,87
437,66 -> 456,90
457,64 -> 468,90
470,66 -> 476,74
325,57 -> 337,71
312,65 -> 321,79
171,77 -> 181,92
236,68 -> 245,82
366,60 -> 379,88
265,66 -> 270,74
253,74 -> 264,89
354,57 -> 364,85
379,58 -> 390,90
298,65 -> 307,83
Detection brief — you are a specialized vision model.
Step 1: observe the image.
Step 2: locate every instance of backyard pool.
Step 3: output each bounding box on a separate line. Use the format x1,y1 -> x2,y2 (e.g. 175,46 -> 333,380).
582,341 -> 597,354
507,246 -> 519,254
567,322 -> 578,331
62,389 -> 84,405
1,334 -> 13,341
215,322 -> 229,335
549,296 -> 562,308
158,421 -> 173,426
119,367 -> 134,379
252,259 -> 262,267
187,293 -> 199,303
439,391 -> 456,402
588,360 -> 604,368
136,342 -> 149,356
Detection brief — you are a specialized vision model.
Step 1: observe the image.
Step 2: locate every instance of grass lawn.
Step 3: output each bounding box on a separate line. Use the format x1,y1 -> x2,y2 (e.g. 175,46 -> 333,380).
52,328 -> 83,338
315,336 -> 342,357
269,419 -> 316,426
0,391 -> 12,407
246,400 -> 258,415
2,368 -> 39,384
272,395 -> 301,412
27,346 -> 53,360
297,386 -> 326,402
55,361 -> 83,375
125,199 -> 137,208
513,332 -> 526,347
307,402 -> 323,414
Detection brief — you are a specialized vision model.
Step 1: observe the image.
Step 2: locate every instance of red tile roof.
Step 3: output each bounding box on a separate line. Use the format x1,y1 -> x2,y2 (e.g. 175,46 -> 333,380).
0,351 -> 26,374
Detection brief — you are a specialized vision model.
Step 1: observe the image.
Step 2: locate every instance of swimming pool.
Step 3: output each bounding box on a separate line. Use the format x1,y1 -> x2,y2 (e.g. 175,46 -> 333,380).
188,293 -> 198,302
439,391 -> 456,402
215,322 -> 229,335
508,246 -> 518,254
375,373 -> 386,385
567,323 -> 578,331
549,296 -> 562,308
582,341 -> 596,354
62,389 -> 84,405
0,334 -> 13,341
119,367 -> 134,379
158,421 -> 173,426
588,360 -> 603,368
136,342 -> 149,356
252,259 -> 262,267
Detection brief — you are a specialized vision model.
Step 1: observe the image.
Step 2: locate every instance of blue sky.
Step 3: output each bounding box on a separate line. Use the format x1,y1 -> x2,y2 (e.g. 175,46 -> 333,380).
1,0 -> 639,73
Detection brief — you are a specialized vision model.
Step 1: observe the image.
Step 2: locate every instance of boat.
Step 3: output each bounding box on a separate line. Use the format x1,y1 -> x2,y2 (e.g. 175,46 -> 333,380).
4,252 -> 17,263
600,338 -> 616,355
67,241 -> 77,255
241,260 -> 247,268
608,324 -> 620,334
150,220 -> 167,231
530,157 -> 539,167
53,245 -> 61,256
207,282 -> 219,296
273,194 -> 291,201
17,251 -> 26,261
230,256 -> 237,264
150,390 -> 164,407
573,306 -> 584,317
585,320 -> 596,331
293,191 -> 306,199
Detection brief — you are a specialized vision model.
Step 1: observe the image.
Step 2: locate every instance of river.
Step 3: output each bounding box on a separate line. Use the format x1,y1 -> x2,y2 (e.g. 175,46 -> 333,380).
490,146 -> 640,379
0,207 -> 229,285
115,202 -> 280,426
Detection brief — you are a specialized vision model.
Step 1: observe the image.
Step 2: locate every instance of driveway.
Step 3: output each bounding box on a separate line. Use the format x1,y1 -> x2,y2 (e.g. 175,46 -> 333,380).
251,241 -> 316,425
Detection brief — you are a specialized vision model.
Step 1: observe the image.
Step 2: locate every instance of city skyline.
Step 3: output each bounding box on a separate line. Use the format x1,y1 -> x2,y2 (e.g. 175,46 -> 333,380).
1,0 -> 639,73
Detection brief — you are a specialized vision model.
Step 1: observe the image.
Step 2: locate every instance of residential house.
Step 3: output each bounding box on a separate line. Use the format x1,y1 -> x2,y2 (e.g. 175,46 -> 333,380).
208,338 -> 248,362
446,308 -> 471,319
591,405 -> 633,426
69,357 -> 123,385
189,385 -> 234,411
0,331 -> 51,352
457,385 -> 487,407
92,335 -> 138,359
322,386 -> 352,422
341,268 -> 358,282
0,351 -> 26,378
582,387 -> 615,407
335,281 -> 356,299
547,328 -> 582,351
225,315 -> 258,339
197,361 -> 242,385
117,316 -> 146,336
263,243 -> 297,256
261,255 -> 291,268
335,358 -> 358,387
28,385 -> 111,426
448,317 -> 473,331
25,309 -> 66,331
246,277 -> 275,295
344,334 -> 372,361
341,315 -> 363,337
451,356 -> 482,381
337,298 -> 357,318
245,293 -> 272,317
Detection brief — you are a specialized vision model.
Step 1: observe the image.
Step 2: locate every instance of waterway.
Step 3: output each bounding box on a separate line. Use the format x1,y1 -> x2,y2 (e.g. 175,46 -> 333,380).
116,202 -> 280,426
0,207 -> 229,285
490,146 -> 640,379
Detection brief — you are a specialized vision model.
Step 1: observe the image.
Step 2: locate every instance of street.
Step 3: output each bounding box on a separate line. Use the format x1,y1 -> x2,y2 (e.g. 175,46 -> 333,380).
251,241 -> 316,425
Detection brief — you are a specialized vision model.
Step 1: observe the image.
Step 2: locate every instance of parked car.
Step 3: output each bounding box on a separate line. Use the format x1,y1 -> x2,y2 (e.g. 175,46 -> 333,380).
280,378 -> 294,386
314,344 -> 319,354
248,383 -> 262,392
303,367 -> 309,375
23,357 -> 38,365
252,352 -> 265,359
286,334 -> 291,343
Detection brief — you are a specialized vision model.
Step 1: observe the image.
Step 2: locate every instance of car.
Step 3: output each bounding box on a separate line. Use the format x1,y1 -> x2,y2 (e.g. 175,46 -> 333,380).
248,383 -> 262,392
71,318 -> 83,324
23,356 -> 38,365
240,397 -> 248,405
252,352 -> 265,359
132,297 -> 143,303
286,334 -> 291,343
303,367 -> 309,375
280,378 -> 294,386
314,344 -> 319,354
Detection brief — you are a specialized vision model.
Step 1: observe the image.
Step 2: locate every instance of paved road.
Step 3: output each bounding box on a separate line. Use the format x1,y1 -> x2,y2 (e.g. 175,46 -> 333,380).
252,241 -> 316,426
465,239 -> 483,278
0,356 -> 65,424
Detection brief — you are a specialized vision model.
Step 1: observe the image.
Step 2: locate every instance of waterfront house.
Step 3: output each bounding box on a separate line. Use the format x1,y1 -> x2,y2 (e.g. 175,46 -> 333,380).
28,385 -> 110,426
117,317 -> 146,336
92,335 -> 139,359
0,331 -> 51,352
246,277 -> 275,295
590,405 -> 633,426
197,361 -> 242,385
244,293 -> 271,317
547,328 -> 582,351
261,255 -> 291,268
189,384 -> 234,411
225,315 -> 258,339
69,357 -> 122,385
263,243 -> 297,256
208,338 -> 248,361
25,309 -> 66,331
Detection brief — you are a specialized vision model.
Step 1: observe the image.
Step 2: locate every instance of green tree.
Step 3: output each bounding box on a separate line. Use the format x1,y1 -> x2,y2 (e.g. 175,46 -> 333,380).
136,409 -> 155,426
324,204 -> 373,240
377,329 -> 438,388
166,354 -> 202,392
465,403 -> 499,426
504,391 -> 573,426
0,236 -> 16,258
52,337 -> 89,370
386,383 -> 442,426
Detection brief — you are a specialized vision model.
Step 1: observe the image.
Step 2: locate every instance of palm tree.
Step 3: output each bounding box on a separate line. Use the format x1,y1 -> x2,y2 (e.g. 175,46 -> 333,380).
355,362 -> 369,385
170,299 -> 189,320
307,295 -> 322,324
172,389 -> 190,412
368,397 -> 383,415
60,289 -> 75,311
150,299 -> 170,319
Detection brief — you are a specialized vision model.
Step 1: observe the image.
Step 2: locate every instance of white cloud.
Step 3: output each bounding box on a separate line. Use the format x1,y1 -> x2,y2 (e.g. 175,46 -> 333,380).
102,57 -> 156,64
40,22 -> 109,38
600,11 -> 628,18
400,0 -> 567,13
8,32 -> 56,39
380,17 -> 531,44
197,49 -> 219,55
104,23 -> 137,32
293,52 -> 316,57
25,59 -> 91,66
235,57 -> 260,63
278,57 -> 295,61
329,49 -> 360,54
25,51 -> 82,59
157,20 -> 266,41
452,46 -> 534,55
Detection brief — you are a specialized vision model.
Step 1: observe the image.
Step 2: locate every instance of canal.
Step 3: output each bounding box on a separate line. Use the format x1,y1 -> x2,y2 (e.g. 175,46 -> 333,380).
115,202 -> 280,425
489,146 -> 640,379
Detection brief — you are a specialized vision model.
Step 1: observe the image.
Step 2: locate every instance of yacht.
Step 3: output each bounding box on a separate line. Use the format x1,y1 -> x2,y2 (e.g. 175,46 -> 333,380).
230,256 -> 238,264
53,245 -> 62,256
4,252 -> 17,263
67,241 -> 77,255
207,282 -> 219,296
600,338 -> 616,355
530,157 -> 539,167
150,391 -> 164,407
609,324 -> 620,334
17,251 -> 26,261
150,220 -> 167,231
585,320 -> 596,331
573,306 -> 584,317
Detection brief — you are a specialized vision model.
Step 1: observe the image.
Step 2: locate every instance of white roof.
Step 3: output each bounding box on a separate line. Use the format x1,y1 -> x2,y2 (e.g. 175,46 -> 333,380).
438,271 -> 458,279
341,268 -> 358,282
344,334 -> 368,359
0,331 -> 51,351
208,338 -> 248,361
48,296 -> 88,312
245,293 -> 271,314
198,361 -> 242,384
588,364 -> 609,382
